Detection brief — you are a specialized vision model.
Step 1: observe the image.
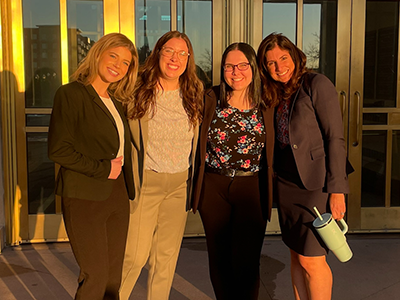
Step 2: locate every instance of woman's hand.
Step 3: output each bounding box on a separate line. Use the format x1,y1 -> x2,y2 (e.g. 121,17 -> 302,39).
329,193 -> 346,220
108,156 -> 123,179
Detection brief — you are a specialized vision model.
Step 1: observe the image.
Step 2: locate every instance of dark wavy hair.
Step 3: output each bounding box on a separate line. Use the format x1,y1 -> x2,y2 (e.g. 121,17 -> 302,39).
125,31 -> 204,128
257,32 -> 309,108
71,32 -> 138,102
219,42 -> 263,109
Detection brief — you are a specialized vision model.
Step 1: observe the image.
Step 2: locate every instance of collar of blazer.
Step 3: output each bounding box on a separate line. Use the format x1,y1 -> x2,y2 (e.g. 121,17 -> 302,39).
129,112 -> 149,153
83,83 -> 122,127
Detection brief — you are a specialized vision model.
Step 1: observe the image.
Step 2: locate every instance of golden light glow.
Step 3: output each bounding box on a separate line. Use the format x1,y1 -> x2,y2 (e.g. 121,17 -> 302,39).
12,185 -> 22,246
11,0 -> 25,91
120,0 -> 136,42
60,0 -> 69,84
104,0 -> 120,34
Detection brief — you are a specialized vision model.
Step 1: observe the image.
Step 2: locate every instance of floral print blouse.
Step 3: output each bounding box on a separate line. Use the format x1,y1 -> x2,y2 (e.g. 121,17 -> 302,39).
206,104 -> 266,172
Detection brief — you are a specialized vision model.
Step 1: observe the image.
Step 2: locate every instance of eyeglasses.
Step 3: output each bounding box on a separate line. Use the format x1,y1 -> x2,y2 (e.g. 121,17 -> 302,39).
160,47 -> 190,60
223,63 -> 250,72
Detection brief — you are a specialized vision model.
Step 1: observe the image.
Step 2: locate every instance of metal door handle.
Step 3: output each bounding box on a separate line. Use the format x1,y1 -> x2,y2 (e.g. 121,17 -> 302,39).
353,91 -> 361,147
340,91 -> 346,119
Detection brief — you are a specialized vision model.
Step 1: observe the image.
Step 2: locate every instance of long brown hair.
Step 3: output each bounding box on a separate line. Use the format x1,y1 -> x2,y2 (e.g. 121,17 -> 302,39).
257,33 -> 309,108
219,43 -> 263,109
71,33 -> 139,102
125,31 -> 204,128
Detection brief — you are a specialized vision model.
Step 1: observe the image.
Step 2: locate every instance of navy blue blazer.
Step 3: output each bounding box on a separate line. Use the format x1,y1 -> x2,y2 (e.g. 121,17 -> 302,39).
288,73 -> 349,193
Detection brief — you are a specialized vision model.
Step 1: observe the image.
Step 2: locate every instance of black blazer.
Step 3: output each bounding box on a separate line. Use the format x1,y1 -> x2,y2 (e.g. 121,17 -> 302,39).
191,86 -> 275,221
48,81 -> 135,201
288,73 -> 349,193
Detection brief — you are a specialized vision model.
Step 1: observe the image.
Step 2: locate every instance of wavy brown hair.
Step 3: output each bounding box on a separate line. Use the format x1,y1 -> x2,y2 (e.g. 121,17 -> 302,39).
125,31 -> 204,128
257,32 -> 309,108
71,32 -> 138,102
219,43 -> 263,109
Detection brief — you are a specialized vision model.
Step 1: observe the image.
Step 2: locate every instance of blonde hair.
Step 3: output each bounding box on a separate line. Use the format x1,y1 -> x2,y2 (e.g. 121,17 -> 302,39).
71,32 -> 139,102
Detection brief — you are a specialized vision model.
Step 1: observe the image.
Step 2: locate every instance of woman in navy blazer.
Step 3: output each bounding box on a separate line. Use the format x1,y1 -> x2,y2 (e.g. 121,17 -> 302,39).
257,33 -> 350,300
48,33 -> 138,300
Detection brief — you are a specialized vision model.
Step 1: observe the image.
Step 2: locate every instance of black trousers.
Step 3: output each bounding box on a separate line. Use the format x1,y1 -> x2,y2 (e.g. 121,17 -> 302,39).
62,173 -> 129,300
199,172 -> 267,300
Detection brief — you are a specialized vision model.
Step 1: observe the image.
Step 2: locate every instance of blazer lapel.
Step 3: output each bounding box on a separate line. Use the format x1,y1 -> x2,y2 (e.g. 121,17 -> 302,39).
140,113 -> 150,156
85,84 -> 117,127
200,87 -> 218,164
261,107 -> 275,167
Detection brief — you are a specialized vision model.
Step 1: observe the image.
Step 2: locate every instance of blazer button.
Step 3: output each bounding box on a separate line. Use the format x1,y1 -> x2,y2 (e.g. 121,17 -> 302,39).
292,144 -> 298,150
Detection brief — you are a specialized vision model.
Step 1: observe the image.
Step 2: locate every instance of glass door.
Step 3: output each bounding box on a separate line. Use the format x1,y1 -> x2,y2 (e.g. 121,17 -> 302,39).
20,0 -> 106,242
14,0 -> 400,243
15,0 -> 215,242
261,0 -> 341,233
347,0 -> 400,231
261,0 -> 400,232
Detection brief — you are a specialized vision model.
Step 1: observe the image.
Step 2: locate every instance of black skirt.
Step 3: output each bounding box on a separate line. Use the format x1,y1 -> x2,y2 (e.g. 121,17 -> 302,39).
274,144 -> 329,256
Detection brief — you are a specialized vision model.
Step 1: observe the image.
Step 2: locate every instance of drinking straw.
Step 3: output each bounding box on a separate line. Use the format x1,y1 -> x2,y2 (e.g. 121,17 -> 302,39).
313,206 -> 323,221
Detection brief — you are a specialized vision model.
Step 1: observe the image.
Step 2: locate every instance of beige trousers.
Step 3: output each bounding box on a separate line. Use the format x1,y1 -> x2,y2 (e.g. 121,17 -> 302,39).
119,169 -> 189,300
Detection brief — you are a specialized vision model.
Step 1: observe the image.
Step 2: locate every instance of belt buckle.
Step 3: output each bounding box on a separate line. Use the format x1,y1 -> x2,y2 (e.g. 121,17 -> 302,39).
229,169 -> 236,177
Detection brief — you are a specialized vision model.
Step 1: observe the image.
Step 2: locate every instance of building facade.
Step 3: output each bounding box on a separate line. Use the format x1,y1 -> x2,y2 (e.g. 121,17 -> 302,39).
1,0 -> 400,249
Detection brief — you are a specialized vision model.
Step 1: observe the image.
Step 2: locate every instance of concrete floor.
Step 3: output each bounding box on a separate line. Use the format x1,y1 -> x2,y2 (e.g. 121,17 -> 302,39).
0,234 -> 399,300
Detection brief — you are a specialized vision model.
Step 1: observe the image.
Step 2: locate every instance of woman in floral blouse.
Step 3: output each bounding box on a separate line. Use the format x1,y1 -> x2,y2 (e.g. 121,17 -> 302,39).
191,43 -> 275,300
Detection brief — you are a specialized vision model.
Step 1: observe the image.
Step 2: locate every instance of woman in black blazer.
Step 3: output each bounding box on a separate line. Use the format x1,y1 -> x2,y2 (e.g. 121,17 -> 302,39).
257,33 -> 350,300
191,43 -> 275,300
48,33 -> 138,300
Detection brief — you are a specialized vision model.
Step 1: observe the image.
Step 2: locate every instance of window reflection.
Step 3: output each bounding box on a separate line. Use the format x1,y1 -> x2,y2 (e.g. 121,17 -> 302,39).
362,131 -> 386,207
178,0 -> 212,88
135,0 -> 171,64
263,0 -> 296,42
26,114 -> 52,127
364,0 -> 399,108
67,0 -> 103,76
27,133 -> 55,214
303,1 -> 337,83
23,0 -> 61,108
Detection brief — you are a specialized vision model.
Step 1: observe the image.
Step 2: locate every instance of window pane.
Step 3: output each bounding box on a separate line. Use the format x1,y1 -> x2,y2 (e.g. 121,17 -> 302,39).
27,133 -> 55,214
23,0 -> 61,108
178,0 -> 212,89
303,0 -> 337,83
135,0 -> 171,64
263,0 -> 296,42
363,113 -> 388,125
391,131 -> 400,206
362,131 -> 386,207
26,114 -> 51,127
67,0 -> 103,76
364,1 -> 399,108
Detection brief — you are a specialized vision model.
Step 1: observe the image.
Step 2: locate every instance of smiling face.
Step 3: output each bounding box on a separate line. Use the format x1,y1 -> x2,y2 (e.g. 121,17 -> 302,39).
97,46 -> 132,85
158,37 -> 189,88
223,50 -> 253,92
265,45 -> 295,84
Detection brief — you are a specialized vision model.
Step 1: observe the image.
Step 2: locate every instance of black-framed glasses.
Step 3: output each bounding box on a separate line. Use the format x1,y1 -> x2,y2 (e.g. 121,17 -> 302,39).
223,63 -> 250,72
160,47 -> 190,60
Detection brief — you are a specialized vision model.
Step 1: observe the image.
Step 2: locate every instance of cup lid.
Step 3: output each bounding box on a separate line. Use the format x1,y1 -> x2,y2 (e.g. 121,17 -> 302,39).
313,213 -> 332,227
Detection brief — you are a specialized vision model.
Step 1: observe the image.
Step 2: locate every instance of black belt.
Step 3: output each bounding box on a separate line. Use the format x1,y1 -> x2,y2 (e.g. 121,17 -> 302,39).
205,166 -> 258,177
